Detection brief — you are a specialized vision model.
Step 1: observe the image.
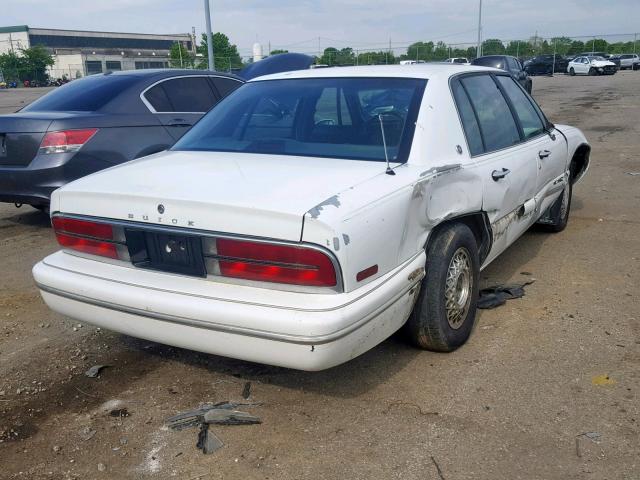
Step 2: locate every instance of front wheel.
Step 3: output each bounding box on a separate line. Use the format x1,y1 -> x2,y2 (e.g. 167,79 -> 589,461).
404,224 -> 480,352
569,67 -> 575,76
588,67 -> 597,76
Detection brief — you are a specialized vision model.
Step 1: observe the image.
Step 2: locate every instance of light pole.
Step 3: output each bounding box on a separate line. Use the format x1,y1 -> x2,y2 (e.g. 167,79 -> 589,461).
204,0 -> 215,70
476,0 -> 483,58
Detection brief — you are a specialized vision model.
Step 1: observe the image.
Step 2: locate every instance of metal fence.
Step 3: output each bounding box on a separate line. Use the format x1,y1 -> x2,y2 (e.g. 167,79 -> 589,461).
230,32 -> 639,67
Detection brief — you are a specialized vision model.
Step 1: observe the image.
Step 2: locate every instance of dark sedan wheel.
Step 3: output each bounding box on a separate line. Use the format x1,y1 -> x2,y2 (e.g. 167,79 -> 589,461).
404,224 -> 480,352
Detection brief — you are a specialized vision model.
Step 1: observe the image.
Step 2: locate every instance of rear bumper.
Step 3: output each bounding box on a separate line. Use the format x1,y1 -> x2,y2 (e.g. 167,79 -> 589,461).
0,153 -> 107,206
33,250 -> 425,370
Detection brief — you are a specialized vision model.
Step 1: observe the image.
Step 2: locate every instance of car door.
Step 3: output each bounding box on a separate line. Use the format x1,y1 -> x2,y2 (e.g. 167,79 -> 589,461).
452,73 -> 538,264
141,76 -> 220,141
495,75 -> 567,216
577,57 -> 589,74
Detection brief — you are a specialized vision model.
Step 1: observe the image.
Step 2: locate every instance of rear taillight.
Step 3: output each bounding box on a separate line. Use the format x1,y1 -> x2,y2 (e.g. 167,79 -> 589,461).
208,238 -> 337,287
52,216 -> 123,260
40,128 -> 97,154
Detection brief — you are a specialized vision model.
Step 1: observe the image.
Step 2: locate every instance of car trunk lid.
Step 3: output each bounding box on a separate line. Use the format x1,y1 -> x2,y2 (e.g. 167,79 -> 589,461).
54,150 -> 388,241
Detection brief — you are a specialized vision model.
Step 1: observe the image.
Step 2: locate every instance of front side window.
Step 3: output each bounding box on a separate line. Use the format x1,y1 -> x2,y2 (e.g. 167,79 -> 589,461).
496,76 -> 544,139
460,75 -> 520,152
173,77 -> 426,163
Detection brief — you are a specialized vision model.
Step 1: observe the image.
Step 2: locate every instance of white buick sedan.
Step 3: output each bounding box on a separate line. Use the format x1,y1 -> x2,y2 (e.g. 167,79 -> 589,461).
33,65 -> 590,370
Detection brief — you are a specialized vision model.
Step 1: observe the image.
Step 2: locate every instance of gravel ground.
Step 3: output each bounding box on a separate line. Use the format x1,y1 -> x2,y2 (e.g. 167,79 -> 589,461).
0,74 -> 639,479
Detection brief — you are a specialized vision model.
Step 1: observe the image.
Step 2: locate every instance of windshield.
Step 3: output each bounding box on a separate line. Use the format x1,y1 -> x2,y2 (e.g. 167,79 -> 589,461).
173,77 -> 426,163
588,56 -> 606,61
22,75 -> 139,112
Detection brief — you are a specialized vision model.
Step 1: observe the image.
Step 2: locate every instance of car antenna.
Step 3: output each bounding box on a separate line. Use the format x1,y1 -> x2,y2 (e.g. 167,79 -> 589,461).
378,114 -> 395,175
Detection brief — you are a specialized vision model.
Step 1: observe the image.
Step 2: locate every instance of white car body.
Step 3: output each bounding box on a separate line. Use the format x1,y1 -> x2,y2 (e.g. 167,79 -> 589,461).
33,65 -> 590,370
567,56 -> 617,75
444,57 -> 470,65
617,54 -> 640,69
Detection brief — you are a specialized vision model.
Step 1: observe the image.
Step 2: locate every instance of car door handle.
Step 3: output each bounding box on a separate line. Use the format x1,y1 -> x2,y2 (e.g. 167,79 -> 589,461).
538,150 -> 551,159
491,168 -> 510,181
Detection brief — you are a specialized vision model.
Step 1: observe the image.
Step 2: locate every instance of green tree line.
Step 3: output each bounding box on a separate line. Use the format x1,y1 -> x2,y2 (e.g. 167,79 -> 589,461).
0,45 -> 54,83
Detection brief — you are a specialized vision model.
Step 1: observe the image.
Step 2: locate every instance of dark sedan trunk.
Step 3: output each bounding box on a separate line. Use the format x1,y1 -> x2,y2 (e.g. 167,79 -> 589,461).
0,114 -> 52,167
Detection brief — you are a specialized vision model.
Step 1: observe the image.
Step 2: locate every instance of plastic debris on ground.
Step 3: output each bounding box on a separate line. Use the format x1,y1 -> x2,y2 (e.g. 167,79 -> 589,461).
477,280 -> 535,309
166,401 -> 262,455
85,365 -> 110,378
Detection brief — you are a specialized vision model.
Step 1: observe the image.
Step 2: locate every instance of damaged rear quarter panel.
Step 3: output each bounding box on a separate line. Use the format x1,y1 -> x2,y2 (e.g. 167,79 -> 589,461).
303,163 -> 483,293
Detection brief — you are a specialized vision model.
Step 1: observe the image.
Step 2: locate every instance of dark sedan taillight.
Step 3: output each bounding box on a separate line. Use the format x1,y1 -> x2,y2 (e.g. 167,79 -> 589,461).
205,238 -> 338,287
39,128 -> 98,154
52,217 -> 125,260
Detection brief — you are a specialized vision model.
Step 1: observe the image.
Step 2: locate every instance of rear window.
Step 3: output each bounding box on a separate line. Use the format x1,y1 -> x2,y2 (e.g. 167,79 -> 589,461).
472,56 -> 505,69
173,77 -> 426,163
22,75 -> 139,112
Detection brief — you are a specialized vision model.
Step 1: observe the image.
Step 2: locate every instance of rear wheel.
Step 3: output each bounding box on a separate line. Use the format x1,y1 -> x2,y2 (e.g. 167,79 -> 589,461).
32,205 -> 50,215
404,224 -> 480,352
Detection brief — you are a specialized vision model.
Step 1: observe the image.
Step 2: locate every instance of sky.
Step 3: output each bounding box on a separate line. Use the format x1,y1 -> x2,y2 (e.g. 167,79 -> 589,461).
3,0 -> 639,57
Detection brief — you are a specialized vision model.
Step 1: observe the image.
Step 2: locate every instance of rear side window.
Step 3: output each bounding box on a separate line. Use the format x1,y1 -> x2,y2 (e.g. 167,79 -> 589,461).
451,80 -> 484,156
22,75 -> 139,112
212,77 -> 243,97
496,76 -> 544,139
460,75 -> 520,152
144,77 -> 218,113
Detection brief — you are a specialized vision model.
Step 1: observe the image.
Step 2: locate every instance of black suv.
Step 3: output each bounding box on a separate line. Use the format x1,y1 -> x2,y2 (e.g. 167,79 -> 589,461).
523,54 -> 569,75
471,55 -> 532,93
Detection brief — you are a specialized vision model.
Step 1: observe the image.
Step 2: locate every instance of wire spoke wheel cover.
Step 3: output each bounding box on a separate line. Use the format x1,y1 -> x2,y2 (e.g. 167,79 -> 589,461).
444,247 -> 472,329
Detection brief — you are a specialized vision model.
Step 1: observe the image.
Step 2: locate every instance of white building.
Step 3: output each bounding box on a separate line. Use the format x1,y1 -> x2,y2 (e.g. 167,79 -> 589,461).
0,25 -> 195,79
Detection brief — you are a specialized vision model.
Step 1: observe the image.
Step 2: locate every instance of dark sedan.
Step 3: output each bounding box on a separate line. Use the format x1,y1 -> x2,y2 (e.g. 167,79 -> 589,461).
523,54 -> 569,75
0,70 -> 243,209
471,55 -> 532,93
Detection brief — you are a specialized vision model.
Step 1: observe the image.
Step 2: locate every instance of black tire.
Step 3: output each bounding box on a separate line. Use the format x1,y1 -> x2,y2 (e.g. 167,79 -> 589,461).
32,204 -> 50,215
569,67 -> 575,76
404,224 -> 480,352
539,181 -> 572,233
588,67 -> 596,76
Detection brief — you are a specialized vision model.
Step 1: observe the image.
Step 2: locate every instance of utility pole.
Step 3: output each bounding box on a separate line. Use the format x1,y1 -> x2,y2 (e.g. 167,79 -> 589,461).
318,36 -> 321,57
634,33 -> 637,54
476,0 -> 483,58
204,0 -> 215,70
552,39 -> 556,75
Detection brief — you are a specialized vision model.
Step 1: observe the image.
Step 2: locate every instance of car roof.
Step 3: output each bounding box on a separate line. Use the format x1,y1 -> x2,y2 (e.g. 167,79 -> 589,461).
248,64 -> 499,82
103,69 -> 243,81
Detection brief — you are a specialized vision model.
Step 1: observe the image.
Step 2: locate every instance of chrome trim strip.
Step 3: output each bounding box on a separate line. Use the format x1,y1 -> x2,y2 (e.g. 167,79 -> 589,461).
37,275 -> 423,345
139,74 -> 243,114
52,213 -> 345,293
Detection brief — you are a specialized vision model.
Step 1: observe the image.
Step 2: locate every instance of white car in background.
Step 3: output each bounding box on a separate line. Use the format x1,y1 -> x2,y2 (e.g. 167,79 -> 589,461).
445,57 -> 470,65
568,56 -> 617,75
617,53 -> 640,70
33,65 -> 590,370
